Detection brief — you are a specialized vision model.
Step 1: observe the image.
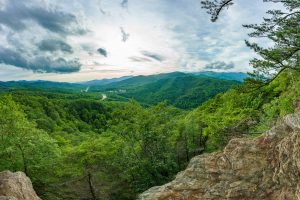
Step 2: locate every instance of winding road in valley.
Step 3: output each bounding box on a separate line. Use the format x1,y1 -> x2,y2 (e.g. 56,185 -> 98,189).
101,93 -> 107,100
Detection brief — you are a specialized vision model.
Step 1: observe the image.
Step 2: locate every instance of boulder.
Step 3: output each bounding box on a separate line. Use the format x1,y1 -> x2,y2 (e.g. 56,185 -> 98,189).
0,171 -> 40,200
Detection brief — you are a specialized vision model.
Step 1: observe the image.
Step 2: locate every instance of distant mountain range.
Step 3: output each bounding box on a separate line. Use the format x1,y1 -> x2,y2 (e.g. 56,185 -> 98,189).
191,71 -> 248,82
84,71 -> 248,90
80,76 -> 133,86
0,71 -> 247,89
88,72 -> 189,90
0,80 -> 84,91
109,75 -> 241,109
0,71 -> 247,109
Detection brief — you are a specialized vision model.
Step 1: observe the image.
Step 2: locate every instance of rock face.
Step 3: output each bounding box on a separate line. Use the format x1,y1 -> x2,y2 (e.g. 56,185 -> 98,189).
140,113 -> 300,200
0,171 -> 40,200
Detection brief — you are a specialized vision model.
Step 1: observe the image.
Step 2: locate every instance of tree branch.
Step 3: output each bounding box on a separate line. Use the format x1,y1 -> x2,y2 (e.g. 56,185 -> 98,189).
213,0 -> 234,22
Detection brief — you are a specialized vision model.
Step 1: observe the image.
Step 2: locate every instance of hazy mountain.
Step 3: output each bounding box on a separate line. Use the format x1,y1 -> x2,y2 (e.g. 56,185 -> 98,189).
104,75 -> 241,109
0,80 -> 84,91
191,71 -> 248,82
90,72 -> 189,90
87,71 -> 247,91
81,76 -> 133,86
0,72 -> 245,109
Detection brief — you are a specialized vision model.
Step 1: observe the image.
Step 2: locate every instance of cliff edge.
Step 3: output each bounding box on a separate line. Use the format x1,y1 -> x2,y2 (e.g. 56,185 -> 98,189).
140,112 -> 300,200
0,171 -> 40,200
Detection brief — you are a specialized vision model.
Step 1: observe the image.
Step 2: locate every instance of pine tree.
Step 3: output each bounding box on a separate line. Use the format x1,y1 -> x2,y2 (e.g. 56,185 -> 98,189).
201,0 -> 300,87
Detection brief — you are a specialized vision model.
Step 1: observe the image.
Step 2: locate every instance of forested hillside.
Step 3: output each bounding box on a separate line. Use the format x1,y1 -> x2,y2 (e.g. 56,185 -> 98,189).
0,0 -> 299,199
0,72 -> 242,109
105,76 -> 240,109
0,80 -> 85,91
0,70 -> 299,199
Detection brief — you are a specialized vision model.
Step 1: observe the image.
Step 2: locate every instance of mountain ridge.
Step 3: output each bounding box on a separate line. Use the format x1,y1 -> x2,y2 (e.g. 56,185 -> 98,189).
86,71 -> 248,89
0,71 -> 247,88
112,75 -> 240,109
0,71 -> 244,109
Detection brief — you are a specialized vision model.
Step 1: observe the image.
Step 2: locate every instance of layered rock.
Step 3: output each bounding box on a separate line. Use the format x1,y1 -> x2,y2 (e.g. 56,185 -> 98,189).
0,171 -> 40,200
140,113 -> 300,200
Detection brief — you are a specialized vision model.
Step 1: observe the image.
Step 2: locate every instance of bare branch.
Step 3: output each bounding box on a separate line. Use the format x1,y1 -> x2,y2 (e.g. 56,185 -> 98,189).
201,0 -> 234,22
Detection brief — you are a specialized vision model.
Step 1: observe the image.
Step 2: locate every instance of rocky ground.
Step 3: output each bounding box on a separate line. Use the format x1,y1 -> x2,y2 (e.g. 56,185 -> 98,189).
0,171 -> 40,200
140,113 -> 300,200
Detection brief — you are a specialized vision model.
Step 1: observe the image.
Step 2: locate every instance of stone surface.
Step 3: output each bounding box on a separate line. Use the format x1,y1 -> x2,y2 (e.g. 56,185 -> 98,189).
0,197 -> 18,200
0,171 -> 40,200
140,113 -> 300,200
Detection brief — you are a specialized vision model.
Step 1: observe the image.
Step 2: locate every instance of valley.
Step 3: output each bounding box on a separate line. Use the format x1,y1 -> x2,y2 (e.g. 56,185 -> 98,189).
1,0 -> 299,199
1,70 -> 299,199
0,71 -> 244,109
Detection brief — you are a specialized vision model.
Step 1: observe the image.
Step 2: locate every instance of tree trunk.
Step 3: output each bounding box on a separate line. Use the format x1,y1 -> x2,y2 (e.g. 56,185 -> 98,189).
87,172 -> 97,200
199,134 -> 208,153
184,133 -> 189,162
17,144 -> 28,175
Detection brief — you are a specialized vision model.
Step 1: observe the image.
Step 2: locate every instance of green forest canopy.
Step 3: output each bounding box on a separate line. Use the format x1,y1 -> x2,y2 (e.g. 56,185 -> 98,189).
1,0 -> 300,199
1,69 -> 300,199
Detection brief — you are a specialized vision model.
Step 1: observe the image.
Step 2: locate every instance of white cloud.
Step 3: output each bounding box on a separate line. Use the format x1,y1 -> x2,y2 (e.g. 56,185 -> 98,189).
0,0 -> 284,81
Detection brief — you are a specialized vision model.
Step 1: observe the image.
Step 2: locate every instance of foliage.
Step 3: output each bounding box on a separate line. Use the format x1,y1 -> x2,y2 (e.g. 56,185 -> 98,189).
183,70 -> 299,151
106,76 -> 240,109
0,96 -> 61,191
1,70 -> 300,199
1,1 -> 299,199
201,0 -> 234,22
201,0 -> 300,87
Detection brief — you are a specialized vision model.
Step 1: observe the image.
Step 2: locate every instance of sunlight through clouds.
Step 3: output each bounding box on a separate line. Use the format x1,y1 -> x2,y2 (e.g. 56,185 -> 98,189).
0,0 -> 282,81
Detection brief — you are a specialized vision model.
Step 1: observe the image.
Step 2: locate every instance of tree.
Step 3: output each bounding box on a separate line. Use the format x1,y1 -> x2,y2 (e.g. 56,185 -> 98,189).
0,96 -> 61,188
63,135 -> 134,200
201,0 -> 300,87
108,101 -> 180,193
201,0 -> 234,22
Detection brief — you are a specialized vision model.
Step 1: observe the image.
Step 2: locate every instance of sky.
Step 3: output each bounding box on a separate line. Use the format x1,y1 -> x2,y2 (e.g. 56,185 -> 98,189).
0,0 -> 281,82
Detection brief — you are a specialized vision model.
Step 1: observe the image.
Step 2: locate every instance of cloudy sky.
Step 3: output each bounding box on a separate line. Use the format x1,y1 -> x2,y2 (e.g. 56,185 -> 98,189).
0,0 -> 280,82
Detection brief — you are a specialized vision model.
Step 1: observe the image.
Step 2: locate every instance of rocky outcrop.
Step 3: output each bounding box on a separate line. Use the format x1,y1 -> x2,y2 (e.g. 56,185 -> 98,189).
0,171 -> 40,200
140,112 -> 300,200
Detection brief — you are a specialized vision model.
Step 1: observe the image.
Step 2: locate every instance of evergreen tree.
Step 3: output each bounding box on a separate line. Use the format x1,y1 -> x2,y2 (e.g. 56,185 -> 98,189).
201,0 -> 300,86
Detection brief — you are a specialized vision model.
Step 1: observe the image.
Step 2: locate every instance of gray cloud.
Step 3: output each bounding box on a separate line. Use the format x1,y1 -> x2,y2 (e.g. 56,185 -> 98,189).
205,61 -> 235,70
141,51 -> 165,62
121,0 -> 128,8
38,39 -> 73,53
80,44 -> 95,56
0,0 -> 86,35
0,0 -> 85,74
120,27 -> 130,42
97,0 -> 107,15
32,57 -> 81,73
97,48 -> 108,57
129,56 -> 152,62
0,48 -> 28,69
0,47 -> 80,73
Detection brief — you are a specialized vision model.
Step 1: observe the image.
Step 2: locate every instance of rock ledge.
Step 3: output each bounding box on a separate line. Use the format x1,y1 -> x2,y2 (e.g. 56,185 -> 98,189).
140,113 -> 300,200
0,171 -> 40,200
